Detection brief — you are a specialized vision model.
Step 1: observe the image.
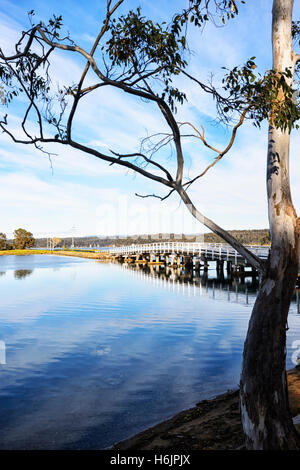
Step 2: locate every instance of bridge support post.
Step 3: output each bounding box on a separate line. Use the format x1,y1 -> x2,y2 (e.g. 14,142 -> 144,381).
216,259 -> 224,281
173,255 -> 181,267
239,264 -> 245,284
226,260 -> 232,274
216,260 -> 224,274
195,259 -> 201,272
184,256 -> 193,269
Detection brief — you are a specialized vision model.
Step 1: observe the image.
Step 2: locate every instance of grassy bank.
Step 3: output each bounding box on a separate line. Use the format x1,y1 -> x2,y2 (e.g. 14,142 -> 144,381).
0,249 -> 51,256
53,250 -> 110,259
0,249 -> 110,259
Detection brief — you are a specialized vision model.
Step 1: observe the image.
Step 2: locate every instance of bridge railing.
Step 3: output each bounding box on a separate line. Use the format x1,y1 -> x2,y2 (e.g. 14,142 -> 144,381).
108,242 -> 270,260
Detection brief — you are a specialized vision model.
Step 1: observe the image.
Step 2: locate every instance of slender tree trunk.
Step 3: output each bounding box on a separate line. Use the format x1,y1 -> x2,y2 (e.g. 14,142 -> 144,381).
240,0 -> 300,449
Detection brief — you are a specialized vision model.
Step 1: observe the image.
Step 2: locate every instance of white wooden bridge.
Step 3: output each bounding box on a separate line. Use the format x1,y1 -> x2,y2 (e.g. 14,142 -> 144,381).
109,242 -> 269,265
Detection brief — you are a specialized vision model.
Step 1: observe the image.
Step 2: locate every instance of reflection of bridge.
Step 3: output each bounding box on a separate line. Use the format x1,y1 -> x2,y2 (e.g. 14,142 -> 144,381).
123,261 -> 258,301
120,260 -> 300,313
109,242 -> 269,275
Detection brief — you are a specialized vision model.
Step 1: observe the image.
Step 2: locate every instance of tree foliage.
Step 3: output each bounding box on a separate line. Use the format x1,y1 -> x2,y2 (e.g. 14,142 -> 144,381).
221,61 -> 299,131
13,228 -> 35,250
51,237 -> 61,249
0,232 -> 8,250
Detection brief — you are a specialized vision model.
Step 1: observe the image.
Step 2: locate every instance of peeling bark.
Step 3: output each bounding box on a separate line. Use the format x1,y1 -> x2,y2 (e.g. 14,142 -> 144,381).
240,0 -> 300,449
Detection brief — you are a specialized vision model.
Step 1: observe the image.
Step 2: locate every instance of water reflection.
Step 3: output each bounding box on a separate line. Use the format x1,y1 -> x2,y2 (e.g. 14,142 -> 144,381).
117,260 -> 300,313
0,255 -> 299,450
14,269 -> 33,280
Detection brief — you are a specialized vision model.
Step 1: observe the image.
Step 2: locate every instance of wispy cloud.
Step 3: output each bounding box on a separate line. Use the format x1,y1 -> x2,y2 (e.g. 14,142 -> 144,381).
0,0 -> 299,237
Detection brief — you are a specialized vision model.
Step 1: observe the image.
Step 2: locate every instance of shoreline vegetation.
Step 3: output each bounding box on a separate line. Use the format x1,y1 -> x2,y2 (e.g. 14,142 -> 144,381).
0,249 -> 111,258
1,248 -> 299,449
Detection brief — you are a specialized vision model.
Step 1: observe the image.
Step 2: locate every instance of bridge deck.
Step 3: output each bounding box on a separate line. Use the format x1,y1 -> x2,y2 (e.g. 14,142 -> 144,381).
109,242 -> 269,262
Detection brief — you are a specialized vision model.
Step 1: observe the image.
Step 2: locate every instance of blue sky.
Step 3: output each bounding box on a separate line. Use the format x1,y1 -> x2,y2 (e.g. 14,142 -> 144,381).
0,0 -> 300,239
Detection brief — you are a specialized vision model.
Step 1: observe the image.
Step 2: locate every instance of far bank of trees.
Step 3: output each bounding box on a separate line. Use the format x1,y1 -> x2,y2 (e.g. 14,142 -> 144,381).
0,228 -> 270,251
32,228 -> 270,248
0,232 -> 10,250
204,229 -> 270,245
0,228 -> 35,250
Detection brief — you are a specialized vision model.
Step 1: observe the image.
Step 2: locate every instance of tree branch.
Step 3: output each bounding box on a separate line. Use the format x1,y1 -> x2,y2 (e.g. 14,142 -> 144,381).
109,150 -> 174,182
178,121 -> 222,153
0,26 -> 38,60
65,0 -> 124,138
182,105 -> 251,188
177,186 -> 266,273
135,189 -> 175,201
68,139 -> 175,188
37,20 -> 188,191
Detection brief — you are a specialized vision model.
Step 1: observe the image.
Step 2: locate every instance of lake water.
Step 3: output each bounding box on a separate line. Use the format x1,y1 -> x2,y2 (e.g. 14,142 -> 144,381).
0,254 -> 299,450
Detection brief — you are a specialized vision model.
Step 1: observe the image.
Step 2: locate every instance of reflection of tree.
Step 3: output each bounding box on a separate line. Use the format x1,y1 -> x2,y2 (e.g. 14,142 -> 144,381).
14,269 -> 33,280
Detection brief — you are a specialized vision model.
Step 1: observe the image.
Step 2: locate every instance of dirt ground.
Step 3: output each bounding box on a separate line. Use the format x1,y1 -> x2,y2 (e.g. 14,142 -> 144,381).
113,367 -> 300,450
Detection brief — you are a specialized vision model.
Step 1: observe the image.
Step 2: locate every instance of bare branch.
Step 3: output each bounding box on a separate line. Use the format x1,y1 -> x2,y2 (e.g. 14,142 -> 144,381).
178,121 -> 222,153
80,83 -> 107,96
177,186 -> 266,273
56,0 -> 124,139
0,26 -> 38,60
178,67 -> 232,107
109,150 -> 174,182
128,66 -> 164,87
68,139 -> 175,188
182,105 -> 251,188
0,115 -> 63,146
135,189 -> 175,201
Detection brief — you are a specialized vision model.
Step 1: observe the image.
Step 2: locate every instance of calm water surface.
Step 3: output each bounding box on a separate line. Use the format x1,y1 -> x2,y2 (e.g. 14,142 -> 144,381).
0,254 -> 299,449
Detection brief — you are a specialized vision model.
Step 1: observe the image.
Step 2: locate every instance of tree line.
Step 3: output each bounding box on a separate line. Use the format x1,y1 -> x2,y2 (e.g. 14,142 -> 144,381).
0,228 -> 35,250
33,229 -> 270,248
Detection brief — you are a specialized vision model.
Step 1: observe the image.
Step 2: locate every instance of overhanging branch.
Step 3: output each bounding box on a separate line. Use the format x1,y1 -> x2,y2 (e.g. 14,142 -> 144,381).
177,186 -> 266,273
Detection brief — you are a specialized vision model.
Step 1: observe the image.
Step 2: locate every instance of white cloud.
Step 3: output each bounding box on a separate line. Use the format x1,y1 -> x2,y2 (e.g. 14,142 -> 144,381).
0,171 -> 122,237
1,0 -> 300,237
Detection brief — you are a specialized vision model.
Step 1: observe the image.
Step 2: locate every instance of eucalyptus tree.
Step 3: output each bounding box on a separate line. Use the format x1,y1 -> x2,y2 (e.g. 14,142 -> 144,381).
13,228 -> 35,249
240,0 -> 300,450
0,0 -> 300,449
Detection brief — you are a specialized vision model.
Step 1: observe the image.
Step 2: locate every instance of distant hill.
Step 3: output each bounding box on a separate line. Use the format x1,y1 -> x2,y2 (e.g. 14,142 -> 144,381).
203,229 -> 270,246
33,229 -> 270,248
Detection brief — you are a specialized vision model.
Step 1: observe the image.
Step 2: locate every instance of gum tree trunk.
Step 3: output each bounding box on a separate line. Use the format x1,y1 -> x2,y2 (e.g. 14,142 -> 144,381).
240,0 -> 300,449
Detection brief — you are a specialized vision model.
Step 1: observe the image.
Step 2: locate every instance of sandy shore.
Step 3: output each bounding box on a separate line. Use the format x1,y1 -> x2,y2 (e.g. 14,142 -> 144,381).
113,367 -> 300,450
